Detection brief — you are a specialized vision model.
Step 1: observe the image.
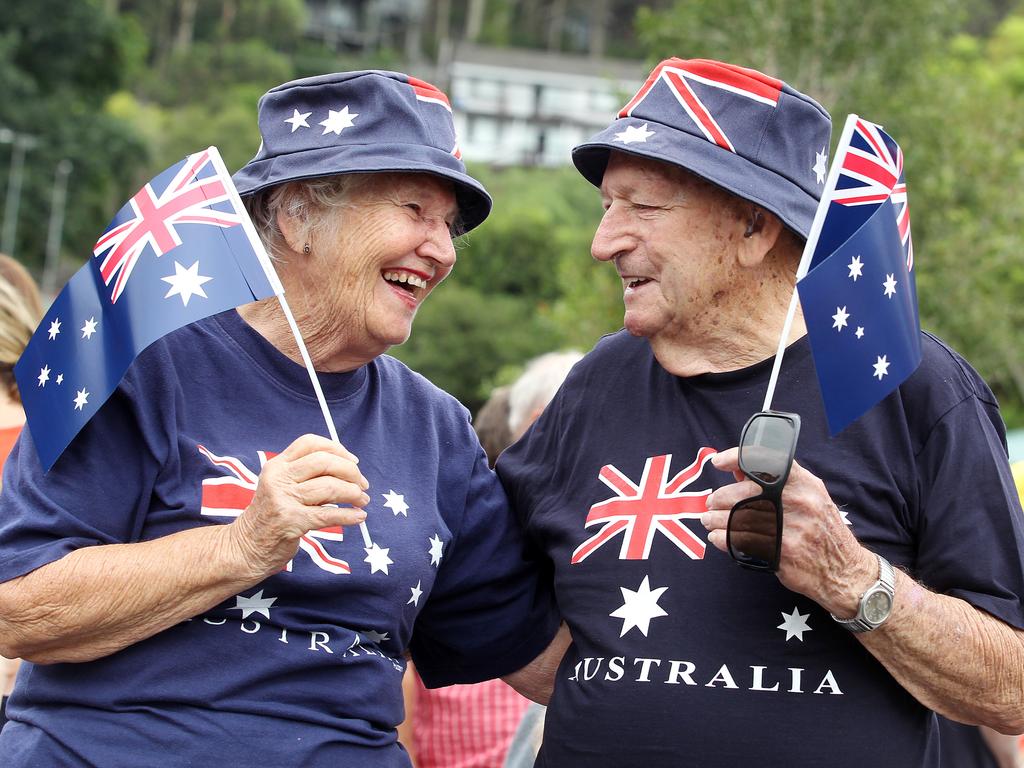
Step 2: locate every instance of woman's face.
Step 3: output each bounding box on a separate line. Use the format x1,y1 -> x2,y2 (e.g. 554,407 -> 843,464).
295,173 -> 460,367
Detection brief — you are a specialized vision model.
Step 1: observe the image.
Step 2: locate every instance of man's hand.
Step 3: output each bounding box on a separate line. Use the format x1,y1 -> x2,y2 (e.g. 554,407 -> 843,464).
700,448 -> 876,617
230,434 -> 370,579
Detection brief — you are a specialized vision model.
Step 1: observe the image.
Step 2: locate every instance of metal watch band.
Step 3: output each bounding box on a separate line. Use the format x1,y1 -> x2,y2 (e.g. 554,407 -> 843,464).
831,553 -> 896,633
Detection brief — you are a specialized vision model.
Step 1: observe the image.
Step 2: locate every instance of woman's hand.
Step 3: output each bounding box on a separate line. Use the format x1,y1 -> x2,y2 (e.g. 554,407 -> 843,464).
229,434 -> 370,578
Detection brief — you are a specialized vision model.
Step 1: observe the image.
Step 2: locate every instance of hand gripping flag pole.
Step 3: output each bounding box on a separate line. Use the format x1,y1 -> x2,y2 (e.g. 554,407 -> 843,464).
761,115 -> 920,432
210,149 -> 375,552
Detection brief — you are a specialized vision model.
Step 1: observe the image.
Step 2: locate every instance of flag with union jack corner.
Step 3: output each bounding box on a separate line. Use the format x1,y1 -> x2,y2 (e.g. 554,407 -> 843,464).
796,115 -> 920,434
15,147 -> 281,471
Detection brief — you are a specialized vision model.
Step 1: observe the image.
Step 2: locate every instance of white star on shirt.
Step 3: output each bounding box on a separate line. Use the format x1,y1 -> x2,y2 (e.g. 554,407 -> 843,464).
832,306 -> 849,331
363,629 -> 390,644
37,365 -> 50,387
230,589 -> 277,620
383,490 -> 409,516
284,108 -> 312,132
609,575 -> 668,638
408,580 -> 423,606
320,105 -> 358,135
777,607 -> 813,641
81,317 -> 98,339
428,534 -> 444,566
855,326 -> 865,339
882,273 -> 898,298
873,355 -> 890,380
162,260 -> 212,307
73,388 -> 90,410
47,318 -> 61,339
56,373 -> 64,385
847,255 -> 864,281
364,543 -> 394,575
812,147 -> 828,185
614,123 -> 655,145
838,508 -> 852,526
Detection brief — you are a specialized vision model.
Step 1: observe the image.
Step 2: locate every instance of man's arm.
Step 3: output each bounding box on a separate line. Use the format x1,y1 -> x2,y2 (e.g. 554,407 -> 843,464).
0,434 -> 368,664
702,449 -> 1024,733
503,624 -> 571,705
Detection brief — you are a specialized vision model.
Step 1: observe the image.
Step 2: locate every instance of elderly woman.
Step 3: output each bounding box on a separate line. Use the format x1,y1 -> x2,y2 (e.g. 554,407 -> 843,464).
0,71 -> 560,767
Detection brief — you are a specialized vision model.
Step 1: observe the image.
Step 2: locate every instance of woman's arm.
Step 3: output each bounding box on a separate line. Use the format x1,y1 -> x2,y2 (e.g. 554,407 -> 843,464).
0,434 -> 368,664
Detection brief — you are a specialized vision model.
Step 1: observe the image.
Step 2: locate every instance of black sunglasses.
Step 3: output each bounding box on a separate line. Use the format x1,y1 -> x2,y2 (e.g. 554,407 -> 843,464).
727,410 -> 801,572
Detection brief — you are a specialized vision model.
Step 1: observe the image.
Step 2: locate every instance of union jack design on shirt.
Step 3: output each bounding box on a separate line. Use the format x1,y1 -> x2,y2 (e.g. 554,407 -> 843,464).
831,118 -> 913,269
94,149 -> 242,303
618,59 -> 782,153
572,448 -> 717,564
198,444 -> 351,575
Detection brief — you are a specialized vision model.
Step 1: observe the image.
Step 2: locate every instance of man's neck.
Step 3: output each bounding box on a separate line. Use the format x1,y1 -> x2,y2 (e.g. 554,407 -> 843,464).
650,300 -> 807,378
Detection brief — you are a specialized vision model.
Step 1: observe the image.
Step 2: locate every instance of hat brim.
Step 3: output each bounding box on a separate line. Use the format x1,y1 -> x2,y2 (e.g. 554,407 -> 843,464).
572,117 -> 816,239
233,143 -> 492,234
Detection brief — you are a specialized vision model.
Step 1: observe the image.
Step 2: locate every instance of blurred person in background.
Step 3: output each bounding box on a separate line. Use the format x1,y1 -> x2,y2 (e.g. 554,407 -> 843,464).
402,351 -> 580,768
0,257 -> 42,733
0,71 -> 562,767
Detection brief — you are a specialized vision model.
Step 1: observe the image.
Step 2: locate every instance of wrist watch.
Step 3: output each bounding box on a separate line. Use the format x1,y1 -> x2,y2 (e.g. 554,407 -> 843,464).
831,553 -> 896,633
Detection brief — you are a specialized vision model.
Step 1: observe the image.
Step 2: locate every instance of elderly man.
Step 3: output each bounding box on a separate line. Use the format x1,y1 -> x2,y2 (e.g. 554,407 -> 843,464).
497,58 -> 1024,766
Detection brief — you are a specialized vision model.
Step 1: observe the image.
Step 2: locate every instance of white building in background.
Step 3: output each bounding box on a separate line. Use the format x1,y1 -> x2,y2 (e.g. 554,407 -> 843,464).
446,44 -> 645,167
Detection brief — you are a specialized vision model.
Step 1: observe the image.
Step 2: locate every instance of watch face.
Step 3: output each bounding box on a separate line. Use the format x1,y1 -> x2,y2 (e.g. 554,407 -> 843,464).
864,589 -> 893,624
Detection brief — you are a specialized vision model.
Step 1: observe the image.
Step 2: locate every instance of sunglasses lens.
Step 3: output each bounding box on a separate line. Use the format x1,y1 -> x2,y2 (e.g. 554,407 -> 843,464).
728,497 -> 780,570
739,415 -> 798,484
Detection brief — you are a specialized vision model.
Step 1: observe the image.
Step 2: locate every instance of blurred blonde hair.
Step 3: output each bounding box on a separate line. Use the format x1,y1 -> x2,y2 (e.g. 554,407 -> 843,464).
0,269 -> 42,404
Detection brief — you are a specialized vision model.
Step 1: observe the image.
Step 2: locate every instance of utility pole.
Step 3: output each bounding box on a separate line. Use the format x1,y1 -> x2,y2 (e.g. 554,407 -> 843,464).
43,159 -> 73,297
0,128 -> 39,258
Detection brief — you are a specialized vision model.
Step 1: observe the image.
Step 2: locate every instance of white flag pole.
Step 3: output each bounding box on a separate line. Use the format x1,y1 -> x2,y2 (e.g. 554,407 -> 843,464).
761,115 -> 860,412
210,147 -> 373,549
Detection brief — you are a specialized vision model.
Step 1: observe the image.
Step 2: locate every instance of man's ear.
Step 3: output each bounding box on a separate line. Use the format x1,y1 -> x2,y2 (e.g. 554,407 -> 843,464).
737,206 -> 783,268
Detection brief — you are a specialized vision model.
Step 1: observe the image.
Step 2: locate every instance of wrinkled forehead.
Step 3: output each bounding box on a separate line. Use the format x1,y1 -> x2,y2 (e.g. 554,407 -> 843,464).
601,151 -> 736,206
355,172 -> 460,217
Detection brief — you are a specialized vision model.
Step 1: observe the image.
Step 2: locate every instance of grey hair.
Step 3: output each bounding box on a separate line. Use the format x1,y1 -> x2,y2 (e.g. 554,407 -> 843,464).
242,175 -> 375,259
0,276 -> 41,403
508,350 -> 584,436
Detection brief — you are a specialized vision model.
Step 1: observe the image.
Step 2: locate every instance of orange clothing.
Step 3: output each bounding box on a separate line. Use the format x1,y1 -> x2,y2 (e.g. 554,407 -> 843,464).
0,425 -> 20,475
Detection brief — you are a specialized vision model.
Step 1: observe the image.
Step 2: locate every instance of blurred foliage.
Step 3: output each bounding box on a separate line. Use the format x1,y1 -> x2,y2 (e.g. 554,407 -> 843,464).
1,0 -> 1022,424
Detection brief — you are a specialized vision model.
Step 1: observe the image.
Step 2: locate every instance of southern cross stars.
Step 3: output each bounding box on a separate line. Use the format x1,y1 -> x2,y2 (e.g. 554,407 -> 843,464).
428,534 -> 444,566
162,260 -> 212,307
37,365 -> 50,387
812,147 -> 828,185
882,273 -> 898,298
873,355 -> 890,380
320,106 -> 358,135
609,575 -> 668,638
831,306 -> 849,331
364,543 -> 393,575
777,607 -> 812,642
81,317 -> 98,339
408,580 -> 423,606
614,123 -> 655,145
284,109 -> 312,132
47,318 -> 61,340
847,255 -> 864,281
231,589 -> 277,620
73,388 -> 90,411
383,490 -> 409,516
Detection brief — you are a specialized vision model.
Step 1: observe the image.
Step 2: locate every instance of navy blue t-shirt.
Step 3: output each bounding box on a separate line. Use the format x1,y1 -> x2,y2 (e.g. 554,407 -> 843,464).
498,330 -> 1024,768
0,309 -> 559,767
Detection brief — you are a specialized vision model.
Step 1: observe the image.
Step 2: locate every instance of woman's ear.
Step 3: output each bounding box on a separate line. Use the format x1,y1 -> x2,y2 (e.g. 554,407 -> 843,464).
275,200 -> 307,255
737,206 -> 783,268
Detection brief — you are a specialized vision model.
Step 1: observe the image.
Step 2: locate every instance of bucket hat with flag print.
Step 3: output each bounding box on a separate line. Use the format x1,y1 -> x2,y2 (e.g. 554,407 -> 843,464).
572,58 -> 832,239
233,70 -> 492,233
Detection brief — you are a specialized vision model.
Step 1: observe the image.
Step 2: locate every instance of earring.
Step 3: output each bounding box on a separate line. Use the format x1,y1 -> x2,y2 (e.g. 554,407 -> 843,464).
303,243 -> 311,254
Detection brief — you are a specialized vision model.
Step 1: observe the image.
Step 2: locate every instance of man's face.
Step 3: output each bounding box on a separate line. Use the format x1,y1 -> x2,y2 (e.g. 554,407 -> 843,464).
592,152 -> 745,344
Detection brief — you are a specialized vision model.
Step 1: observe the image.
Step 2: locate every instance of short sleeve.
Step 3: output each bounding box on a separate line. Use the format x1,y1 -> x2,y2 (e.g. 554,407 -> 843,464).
0,368 -> 167,584
410,447 -> 559,688
913,395 -> 1024,629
